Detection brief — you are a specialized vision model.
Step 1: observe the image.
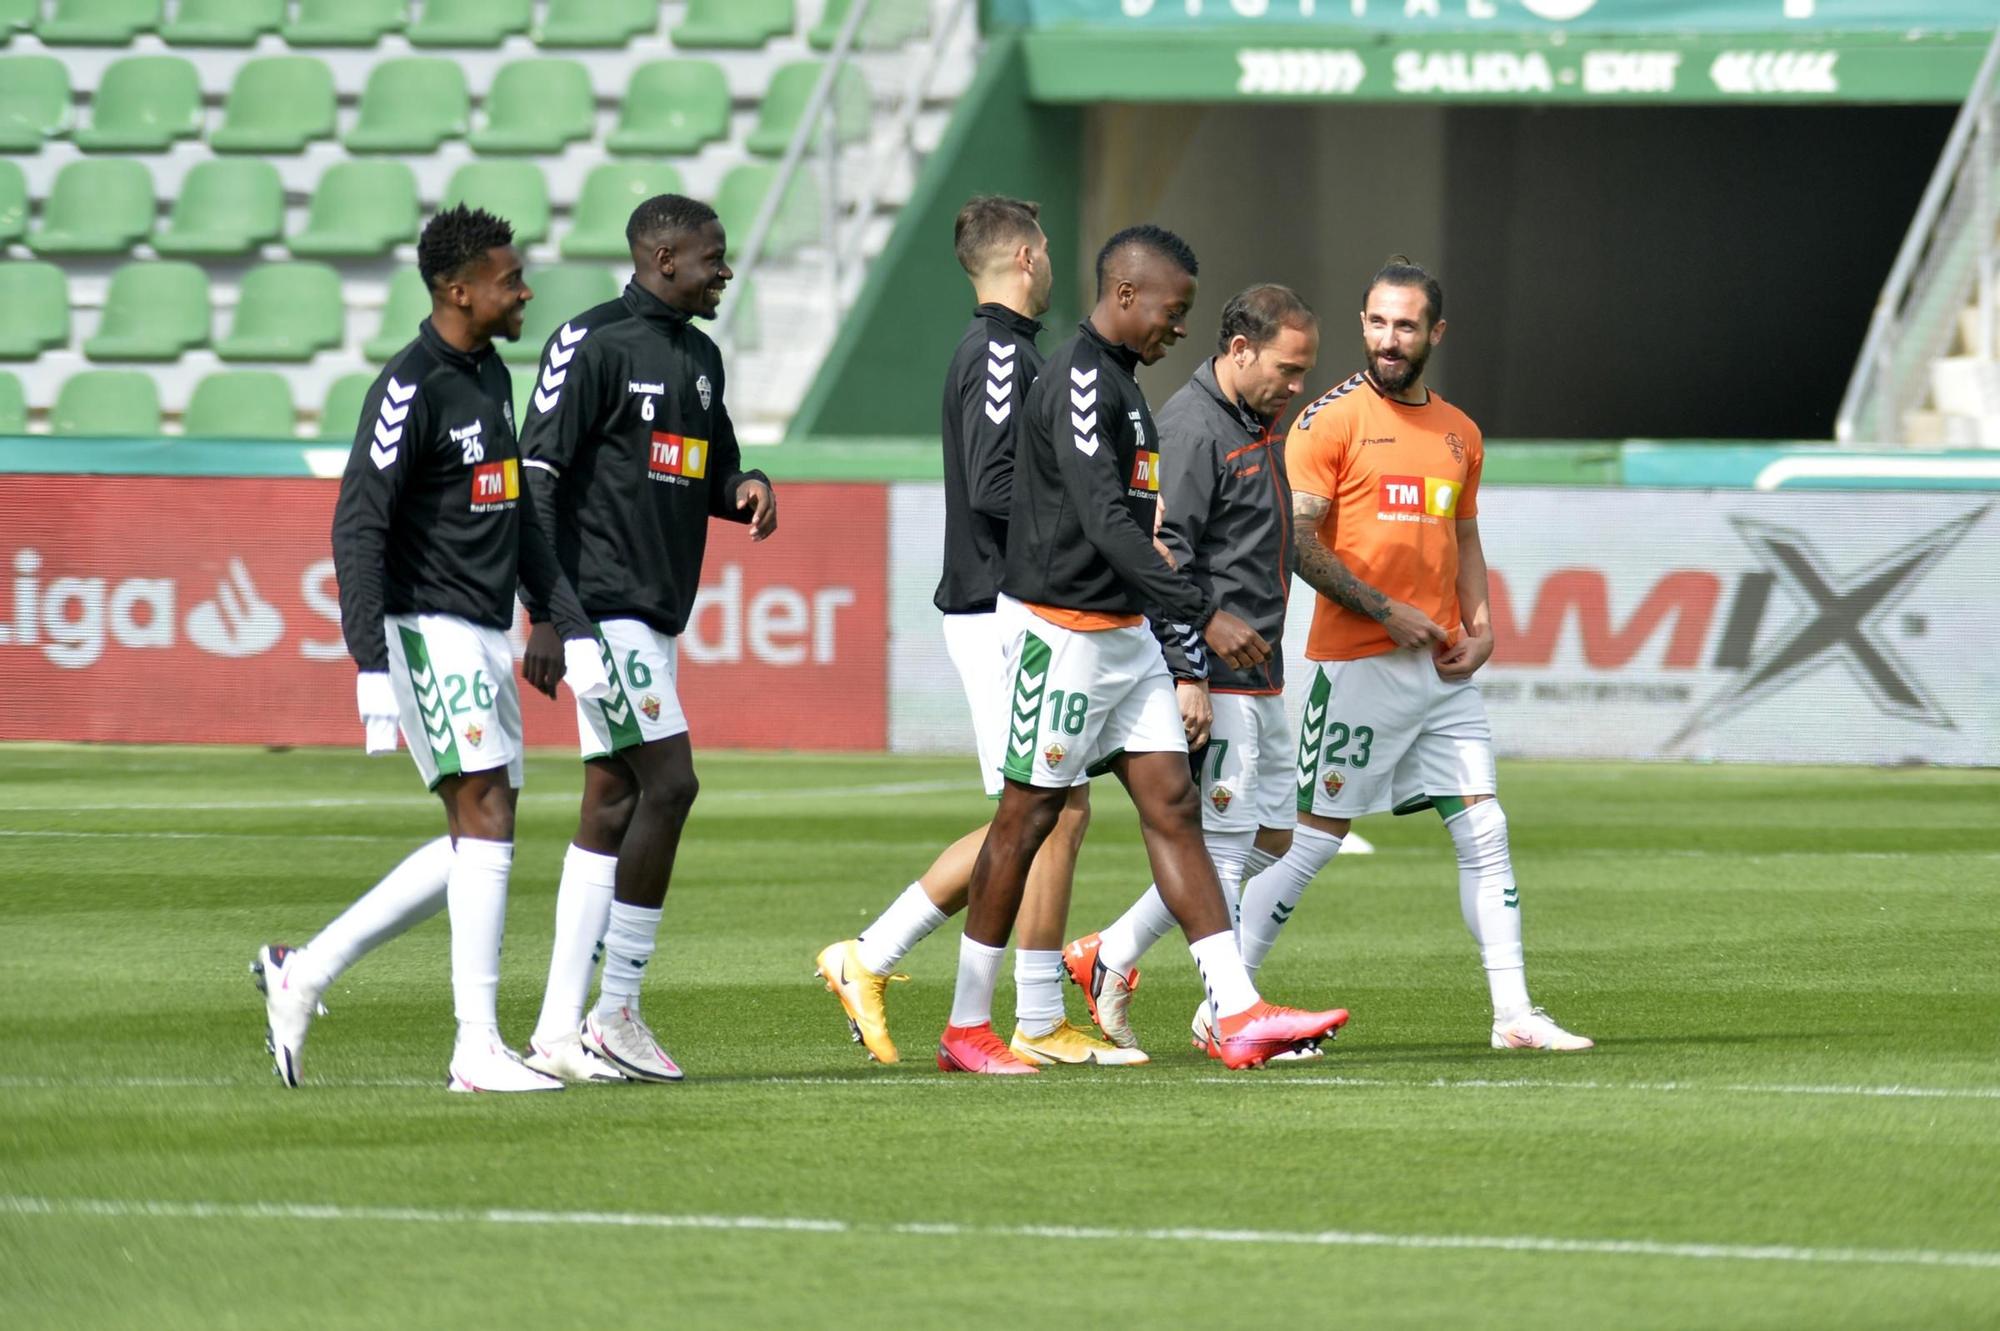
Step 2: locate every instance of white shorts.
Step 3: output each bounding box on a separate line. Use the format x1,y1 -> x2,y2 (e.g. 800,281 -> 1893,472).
943,610 -> 1017,798
1199,691 -> 1293,833
383,612 -> 524,791
994,594 -> 1186,789
576,618 -> 690,760
1295,649 -> 1497,819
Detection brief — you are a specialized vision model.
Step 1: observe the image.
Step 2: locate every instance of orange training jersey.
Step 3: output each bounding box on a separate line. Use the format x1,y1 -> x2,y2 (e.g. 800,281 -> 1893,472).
1285,371 -> 1483,661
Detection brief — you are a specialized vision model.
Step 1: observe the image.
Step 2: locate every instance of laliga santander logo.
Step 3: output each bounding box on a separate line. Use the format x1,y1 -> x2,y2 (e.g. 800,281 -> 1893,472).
2,549 -> 291,668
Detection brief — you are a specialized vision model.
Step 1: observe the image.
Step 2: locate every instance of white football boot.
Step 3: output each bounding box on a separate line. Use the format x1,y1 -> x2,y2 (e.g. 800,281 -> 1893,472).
583,1006 -> 684,1083
448,1035 -> 564,1093
1191,1002 -> 1324,1062
523,1031 -> 627,1084
250,943 -> 327,1088
1491,1007 -> 1595,1051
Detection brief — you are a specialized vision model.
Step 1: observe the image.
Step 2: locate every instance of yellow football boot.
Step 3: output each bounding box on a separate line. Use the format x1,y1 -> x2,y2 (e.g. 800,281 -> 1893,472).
815,940 -> 905,1064
1009,1017 -> 1150,1067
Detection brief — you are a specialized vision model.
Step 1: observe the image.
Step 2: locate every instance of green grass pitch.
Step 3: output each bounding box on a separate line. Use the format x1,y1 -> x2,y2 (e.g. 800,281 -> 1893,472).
2,745 -> 1996,1328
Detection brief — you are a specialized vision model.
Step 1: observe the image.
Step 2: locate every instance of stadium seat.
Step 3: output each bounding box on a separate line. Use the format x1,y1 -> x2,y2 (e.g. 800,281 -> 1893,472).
810,0 -> 928,50
215,262 -> 343,362
0,262 -> 70,358
747,61 -> 871,157
0,56 -> 73,149
468,59 -> 594,155
289,161 -> 419,258
345,59 -> 469,153
0,0 -> 32,38
318,372 -> 374,441
364,269 -> 432,362
153,159 -> 284,257
71,56 -> 202,152
161,0 -> 281,45
441,161 -> 551,246
83,261 -> 211,360
537,0 -> 655,47
502,264 -> 618,364
673,0 -> 793,49
0,372 -> 24,435
37,0 -> 159,45
407,0 -> 529,47
52,371 -> 161,437
27,159 -> 155,256
716,163 -> 821,260
184,371 -> 295,439
0,160 -> 25,245
210,56 -> 336,153
283,0 -> 402,46
561,162 -> 685,260
607,60 -> 729,156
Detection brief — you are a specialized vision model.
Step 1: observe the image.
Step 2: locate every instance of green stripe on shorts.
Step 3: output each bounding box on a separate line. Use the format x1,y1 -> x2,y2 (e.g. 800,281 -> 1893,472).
399,624 -> 463,783
593,628 -> 646,753
1001,632 -> 1052,785
1295,666 -> 1332,813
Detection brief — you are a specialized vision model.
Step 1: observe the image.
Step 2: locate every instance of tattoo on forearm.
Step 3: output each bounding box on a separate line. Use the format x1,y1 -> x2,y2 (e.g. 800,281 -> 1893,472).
1291,494 -> 1392,623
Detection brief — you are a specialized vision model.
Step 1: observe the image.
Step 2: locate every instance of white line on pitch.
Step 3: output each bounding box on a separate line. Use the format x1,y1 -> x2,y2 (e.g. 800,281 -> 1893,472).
0,779 -> 969,814
1192,1075 -> 2000,1102
0,829 -> 404,844
3,1195 -> 1996,1271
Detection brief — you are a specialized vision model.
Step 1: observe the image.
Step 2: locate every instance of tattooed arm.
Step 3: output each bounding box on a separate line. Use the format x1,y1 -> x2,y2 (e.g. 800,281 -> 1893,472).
1292,491 -> 1448,650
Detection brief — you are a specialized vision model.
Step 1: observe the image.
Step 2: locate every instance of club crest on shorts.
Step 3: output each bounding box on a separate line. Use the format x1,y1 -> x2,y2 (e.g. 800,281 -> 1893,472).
1322,769 -> 1344,798
640,694 -> 661,722
1043,742 -> 1067,768
463,723 -> 484,748
696,374 -> 712,410
1209,785 -> 1234,813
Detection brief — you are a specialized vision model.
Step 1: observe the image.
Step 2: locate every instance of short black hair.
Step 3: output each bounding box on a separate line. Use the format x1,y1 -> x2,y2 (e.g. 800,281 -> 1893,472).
1363,256 -> 1444,325
1216,284 -> 1316,353
627,193 -> 721,253
417,205 -> 514,291
954,195 -> 1041,277
1095,224 -> 1197,298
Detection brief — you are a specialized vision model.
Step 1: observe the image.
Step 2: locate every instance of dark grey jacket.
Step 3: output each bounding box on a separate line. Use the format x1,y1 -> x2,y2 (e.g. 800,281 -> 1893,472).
1154,357 -> 1292,693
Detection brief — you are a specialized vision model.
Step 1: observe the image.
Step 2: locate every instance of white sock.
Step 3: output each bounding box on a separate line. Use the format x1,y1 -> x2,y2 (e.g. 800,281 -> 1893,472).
299,836 -> 454,996
1098,887 -> 1177,974
1204,830 -> 1256,938
1188,930 -> 1259,1019
856,882 -> 948,975
1012,948 -> 1065,1036
596,901 -> 663,1021
531,843 -> 617,1045
1447,801 -> 1531,1020
948,935 -> 1005,1028
1241,846 -> 1280,880
1238,825 -> 1343,978
446,837 -> 512,1044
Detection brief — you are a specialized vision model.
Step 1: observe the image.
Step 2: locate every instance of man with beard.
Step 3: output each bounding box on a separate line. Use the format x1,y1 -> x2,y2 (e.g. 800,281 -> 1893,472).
1235,258 -> 1592,1052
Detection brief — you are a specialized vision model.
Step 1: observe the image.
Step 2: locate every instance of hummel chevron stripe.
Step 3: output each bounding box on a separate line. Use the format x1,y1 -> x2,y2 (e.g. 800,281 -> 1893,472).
1070,367 -> 1097,387
384,377 -> 415,404
369,378 -> 415,469
534,326 -> 588,415
985,402 -> 1011,425
988,340 -> 1016,360
986,378 -> 1010,403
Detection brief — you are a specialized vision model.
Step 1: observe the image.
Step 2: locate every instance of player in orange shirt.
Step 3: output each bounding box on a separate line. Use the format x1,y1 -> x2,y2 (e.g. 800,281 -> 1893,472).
1236,258 -> 1592,1052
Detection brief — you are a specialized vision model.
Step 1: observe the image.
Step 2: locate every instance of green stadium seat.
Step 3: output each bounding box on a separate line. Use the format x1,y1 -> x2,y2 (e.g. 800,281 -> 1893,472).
0,0 -> 33,37
561,162 -> 686,260
468,59 -> 594,155
72,55 -> 203,152
283,0 -> 402,46
0,263 -> 70,358
52,371 -> 161,437
673,0 -> 792,49
407,0 -> 528,47
364,268 -> 432,361
184,371 -> 295,439
0,160 -> 25,246
210,56 -> 336,153
747,61 -> 870,157
345,58 -> 468,153
441,161 -> 551,246
84,261 -> 211,360
319,372 -> 374,441
289,161 -> 419,258
537,0 -> 654,47
27,159 -> 155,257
161,0 -> 281,45
37,0 -> 159,45
607,59 -> 729,156
502,264 -> 618,364
810,0 -> 928,50
216,262 -> 343,362
0,372 -> 24,435
716,163 -> 821,260
0,56 -> 71,149
153,159 -> 284,257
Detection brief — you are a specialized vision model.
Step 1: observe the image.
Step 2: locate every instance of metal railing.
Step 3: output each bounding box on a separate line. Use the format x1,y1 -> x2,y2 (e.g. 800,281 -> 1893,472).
1835,26 -> 2000,446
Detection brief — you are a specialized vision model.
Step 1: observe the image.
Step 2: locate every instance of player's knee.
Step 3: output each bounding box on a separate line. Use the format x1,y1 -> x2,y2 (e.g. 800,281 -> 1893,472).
1256,826 -> 1294,859
1447,798 -> 1509,870
456,783 -> 516,843
1052,788 -> 1091,845
640,767 -> 699,822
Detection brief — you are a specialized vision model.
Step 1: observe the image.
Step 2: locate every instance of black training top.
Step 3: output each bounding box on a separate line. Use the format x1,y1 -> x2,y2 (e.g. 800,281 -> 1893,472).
933,302 -> 1045,615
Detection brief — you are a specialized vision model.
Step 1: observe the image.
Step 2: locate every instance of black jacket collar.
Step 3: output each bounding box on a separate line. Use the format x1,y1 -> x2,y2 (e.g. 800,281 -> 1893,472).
418,317 -> 492,373
1078,318 -> 1142,374
975,302 -> 1042,341
623,280 -> 696,335
1192,356 -> 1270,437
